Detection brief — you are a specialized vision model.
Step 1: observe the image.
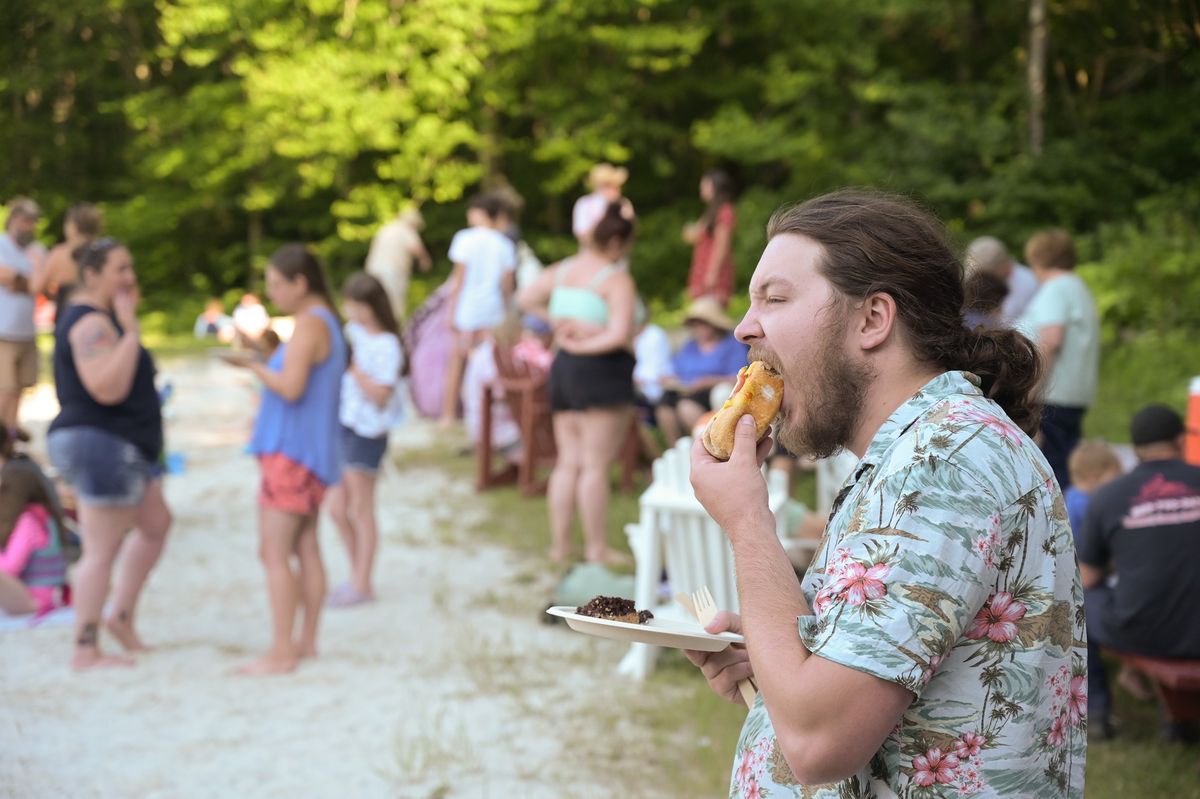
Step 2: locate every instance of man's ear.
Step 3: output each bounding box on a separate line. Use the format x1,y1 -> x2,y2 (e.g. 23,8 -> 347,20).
855,292 -> 898,352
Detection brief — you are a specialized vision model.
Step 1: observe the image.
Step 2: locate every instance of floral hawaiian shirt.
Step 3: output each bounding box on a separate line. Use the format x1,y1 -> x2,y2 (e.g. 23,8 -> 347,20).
729,371 -> 1087,798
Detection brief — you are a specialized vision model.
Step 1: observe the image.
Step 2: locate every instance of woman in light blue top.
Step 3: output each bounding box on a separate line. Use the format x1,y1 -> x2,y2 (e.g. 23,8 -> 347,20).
518,203 -> 638,565
224,243 -> 345,675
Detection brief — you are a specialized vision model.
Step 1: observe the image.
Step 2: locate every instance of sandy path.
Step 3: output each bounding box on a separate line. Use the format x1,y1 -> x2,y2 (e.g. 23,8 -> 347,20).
0,356 -> 679,799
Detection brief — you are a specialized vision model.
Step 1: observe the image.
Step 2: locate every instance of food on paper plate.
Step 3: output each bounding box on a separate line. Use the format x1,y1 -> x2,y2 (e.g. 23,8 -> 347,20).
702,361 -> 785,460
576,595 -> 654,625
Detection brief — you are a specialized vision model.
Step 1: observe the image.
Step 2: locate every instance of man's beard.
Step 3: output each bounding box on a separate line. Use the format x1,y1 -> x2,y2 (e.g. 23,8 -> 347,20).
14,230 -> 34,247
768,319 -> 874,460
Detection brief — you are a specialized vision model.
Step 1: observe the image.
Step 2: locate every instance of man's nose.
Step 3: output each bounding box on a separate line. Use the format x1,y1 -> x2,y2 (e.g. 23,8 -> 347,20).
734,307 -> 760,345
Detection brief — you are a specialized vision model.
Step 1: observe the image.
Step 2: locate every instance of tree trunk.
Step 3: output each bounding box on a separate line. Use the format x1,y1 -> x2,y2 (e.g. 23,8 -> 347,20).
1027,0 -> 1047,155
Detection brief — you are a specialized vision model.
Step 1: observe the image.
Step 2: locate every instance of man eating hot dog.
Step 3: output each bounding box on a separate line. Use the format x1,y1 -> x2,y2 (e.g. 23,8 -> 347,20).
686,189 -> 1087,798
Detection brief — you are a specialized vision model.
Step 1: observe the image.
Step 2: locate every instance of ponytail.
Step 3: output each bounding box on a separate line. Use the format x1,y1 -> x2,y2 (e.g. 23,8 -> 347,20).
954,327 -> 1043,435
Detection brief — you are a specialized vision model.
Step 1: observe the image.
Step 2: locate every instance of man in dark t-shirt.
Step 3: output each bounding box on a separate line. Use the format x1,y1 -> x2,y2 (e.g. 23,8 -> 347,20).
1078,403 -> 1200,735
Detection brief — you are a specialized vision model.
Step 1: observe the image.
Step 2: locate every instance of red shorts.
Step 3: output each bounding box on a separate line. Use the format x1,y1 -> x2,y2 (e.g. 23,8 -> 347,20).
258,454 -> 326,516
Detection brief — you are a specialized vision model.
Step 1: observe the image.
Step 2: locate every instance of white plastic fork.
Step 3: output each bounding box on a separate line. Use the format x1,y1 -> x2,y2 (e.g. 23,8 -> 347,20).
691,586 -> 758,707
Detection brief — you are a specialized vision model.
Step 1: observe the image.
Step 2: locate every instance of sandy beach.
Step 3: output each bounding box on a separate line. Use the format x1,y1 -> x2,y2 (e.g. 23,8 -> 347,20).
0,356 -> 697,799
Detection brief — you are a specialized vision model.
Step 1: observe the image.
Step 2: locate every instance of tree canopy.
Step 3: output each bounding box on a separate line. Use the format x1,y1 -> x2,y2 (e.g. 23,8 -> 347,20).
3,0 -> 1197,333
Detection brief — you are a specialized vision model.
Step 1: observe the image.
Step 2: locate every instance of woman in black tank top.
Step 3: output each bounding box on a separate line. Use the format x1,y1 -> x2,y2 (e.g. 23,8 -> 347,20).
46,237 -> 172,671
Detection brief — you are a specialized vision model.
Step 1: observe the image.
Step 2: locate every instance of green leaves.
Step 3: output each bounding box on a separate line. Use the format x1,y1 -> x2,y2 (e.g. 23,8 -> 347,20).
2,0 -> 1197,331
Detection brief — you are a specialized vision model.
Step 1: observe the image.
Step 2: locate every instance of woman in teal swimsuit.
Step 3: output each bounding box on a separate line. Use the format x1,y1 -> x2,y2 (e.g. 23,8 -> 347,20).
518,204 -> 638,564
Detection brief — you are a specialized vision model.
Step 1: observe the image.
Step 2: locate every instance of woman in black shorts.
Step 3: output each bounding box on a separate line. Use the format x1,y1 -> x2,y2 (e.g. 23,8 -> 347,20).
517,204 -> 637,565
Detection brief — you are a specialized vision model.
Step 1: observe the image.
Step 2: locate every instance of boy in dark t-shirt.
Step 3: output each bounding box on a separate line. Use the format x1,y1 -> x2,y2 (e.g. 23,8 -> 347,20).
1078,404 -> 1200,735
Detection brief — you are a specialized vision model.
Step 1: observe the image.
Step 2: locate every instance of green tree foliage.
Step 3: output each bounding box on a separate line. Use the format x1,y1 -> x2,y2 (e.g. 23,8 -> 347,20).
1,0 -> 1197,331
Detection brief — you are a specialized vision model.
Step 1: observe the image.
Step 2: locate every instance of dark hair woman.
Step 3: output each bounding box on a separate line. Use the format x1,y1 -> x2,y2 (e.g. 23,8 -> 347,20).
517,203 -> 639,565
325,272 -> 406,608
684,169 -> 737,307
222,242 -> 346,675
46,237 -> 173,670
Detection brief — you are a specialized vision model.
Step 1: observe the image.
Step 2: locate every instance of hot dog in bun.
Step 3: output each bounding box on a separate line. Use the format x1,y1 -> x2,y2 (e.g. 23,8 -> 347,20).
701,361 -> 784,460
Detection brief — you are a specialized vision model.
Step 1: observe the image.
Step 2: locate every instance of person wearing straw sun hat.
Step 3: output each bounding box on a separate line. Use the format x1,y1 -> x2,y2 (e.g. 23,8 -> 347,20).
654,297 -> 748,443
572,163 -> 635,246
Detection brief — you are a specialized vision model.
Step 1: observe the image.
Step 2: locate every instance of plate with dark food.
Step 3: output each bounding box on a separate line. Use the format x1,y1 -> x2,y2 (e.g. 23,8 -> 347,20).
546,596 -> 744,652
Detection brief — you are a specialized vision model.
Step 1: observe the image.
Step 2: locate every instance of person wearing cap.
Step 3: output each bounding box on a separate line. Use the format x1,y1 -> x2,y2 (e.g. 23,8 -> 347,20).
655,297 -> 749,443
1077,404 -> 1200,738
965,235 -> 1039,323
572,163 -> 635,247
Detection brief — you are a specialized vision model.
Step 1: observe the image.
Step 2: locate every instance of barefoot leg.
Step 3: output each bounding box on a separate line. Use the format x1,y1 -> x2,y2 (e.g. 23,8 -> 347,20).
294,514 -> 325,659
240,506 -> 303,674
547,412 -> 582,562
580,406 -> 632,564
107,480 -> 172,651
345,469 -> 378,597
72,502 -> 138,670
325,483 -> 355,589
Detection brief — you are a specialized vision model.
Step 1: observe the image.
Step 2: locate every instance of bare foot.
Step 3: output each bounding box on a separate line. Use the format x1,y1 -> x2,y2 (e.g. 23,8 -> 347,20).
587,549 -> 633,568
549,543 -> 574,564
235,654 -> 297,676
295,642 -> 318,660
105,616 -> 150,652
72,648 -> 136,671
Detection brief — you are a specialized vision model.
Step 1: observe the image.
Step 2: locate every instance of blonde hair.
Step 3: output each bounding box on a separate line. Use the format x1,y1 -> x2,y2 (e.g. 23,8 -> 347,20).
1068,440 -> 1121,485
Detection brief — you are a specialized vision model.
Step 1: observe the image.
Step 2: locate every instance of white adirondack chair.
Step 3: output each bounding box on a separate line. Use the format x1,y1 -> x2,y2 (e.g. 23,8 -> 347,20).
616,438 -> 863,681
617,436 -> 794,680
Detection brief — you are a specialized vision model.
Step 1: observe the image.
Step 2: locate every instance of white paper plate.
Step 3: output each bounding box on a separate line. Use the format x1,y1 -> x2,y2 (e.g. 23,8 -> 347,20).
546,606 -> 744,652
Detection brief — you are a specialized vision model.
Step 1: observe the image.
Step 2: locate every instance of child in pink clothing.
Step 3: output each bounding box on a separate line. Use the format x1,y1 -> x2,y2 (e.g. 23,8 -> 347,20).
1,462 -> 71,616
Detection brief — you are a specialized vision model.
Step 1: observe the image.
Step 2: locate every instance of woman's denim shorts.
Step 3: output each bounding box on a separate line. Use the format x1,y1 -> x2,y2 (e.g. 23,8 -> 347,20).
340,425 -> 388,474
47,427 -> 163,507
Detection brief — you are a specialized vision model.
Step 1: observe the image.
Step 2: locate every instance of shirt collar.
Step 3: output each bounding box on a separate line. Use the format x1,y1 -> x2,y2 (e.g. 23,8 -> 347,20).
860,371 -> 983,468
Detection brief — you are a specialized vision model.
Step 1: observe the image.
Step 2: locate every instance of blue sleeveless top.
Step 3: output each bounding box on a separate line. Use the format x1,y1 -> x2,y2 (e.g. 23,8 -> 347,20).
248,307 -> 346,486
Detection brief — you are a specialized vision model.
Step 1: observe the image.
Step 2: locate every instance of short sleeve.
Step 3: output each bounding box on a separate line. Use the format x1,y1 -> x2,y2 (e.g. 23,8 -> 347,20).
572,197 -> 593,238
361,334 -> 401,386
448,230 -> 469,263
500,237 -> 517,272
798,459 -> 998,695
0,511 -> 46,576
719,337 -> 750,376
1075,490 -> 1110,568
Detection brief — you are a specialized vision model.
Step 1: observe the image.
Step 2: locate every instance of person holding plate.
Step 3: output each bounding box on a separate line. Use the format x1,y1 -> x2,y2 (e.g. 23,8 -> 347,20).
684,190 -> 1087,797
223,243 -> 345,675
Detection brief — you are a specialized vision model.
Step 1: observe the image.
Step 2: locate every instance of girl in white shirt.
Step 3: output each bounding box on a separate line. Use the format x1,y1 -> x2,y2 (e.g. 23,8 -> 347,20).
326,273 -> 405,607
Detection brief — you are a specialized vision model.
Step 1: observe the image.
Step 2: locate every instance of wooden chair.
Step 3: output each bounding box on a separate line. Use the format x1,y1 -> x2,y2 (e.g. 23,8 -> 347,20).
1111,652 -> 1200,734
476,345 -> 557,496
616,435 -> 797,681
476,345 -> 647,496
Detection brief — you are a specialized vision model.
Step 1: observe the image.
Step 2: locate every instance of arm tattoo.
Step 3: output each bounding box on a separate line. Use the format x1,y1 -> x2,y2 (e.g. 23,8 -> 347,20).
76,321 -> 119,361
77,622 -> 99,647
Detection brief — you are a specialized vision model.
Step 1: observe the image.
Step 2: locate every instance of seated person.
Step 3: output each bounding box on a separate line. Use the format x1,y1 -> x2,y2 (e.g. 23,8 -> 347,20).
1065,439 -> 1122,541
512,314 -> 553,374
0,459 -> 72,616
633,318 -> 672,413
232,293 -> 273,351
1078,404 -> 1200,738
655,298 -> 748,443
193,298 -> 235,342
462,315 -> 523,461
962,270 -> 1009,330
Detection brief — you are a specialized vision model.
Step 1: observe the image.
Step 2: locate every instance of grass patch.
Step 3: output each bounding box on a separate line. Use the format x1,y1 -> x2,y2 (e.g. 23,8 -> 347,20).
1085,331 -> 1195,442
396,433 -> 1200,797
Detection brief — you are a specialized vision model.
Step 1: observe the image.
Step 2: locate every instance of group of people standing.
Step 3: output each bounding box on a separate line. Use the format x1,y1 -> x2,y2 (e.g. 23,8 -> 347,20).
0,195 -> 407,674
